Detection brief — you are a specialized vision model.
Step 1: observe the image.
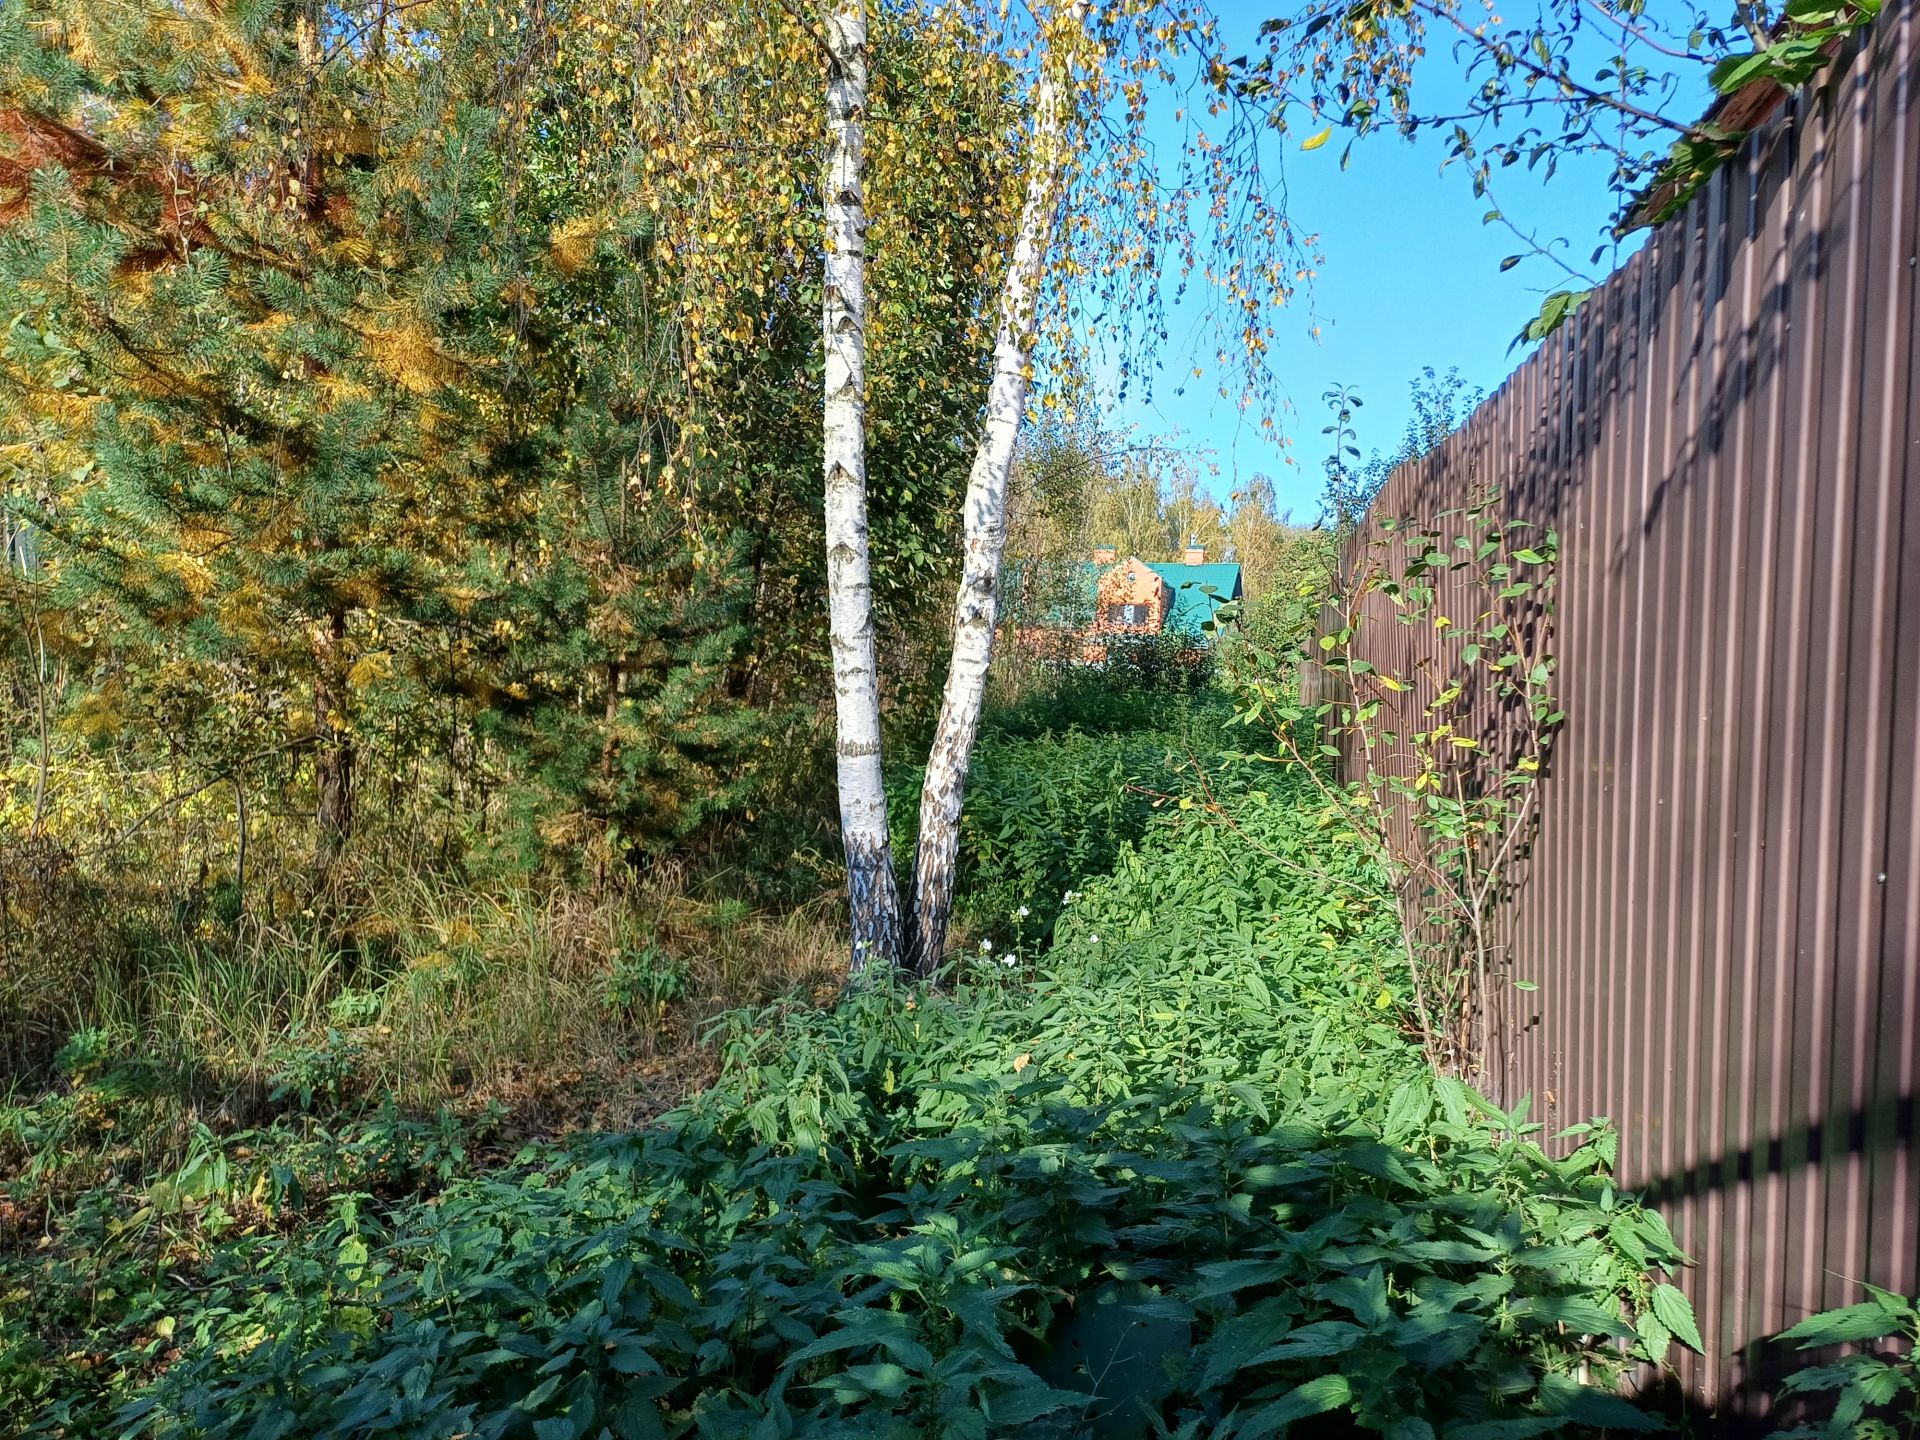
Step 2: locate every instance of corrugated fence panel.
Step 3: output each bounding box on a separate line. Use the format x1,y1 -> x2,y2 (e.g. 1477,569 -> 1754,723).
1341,3 -> 1920,1421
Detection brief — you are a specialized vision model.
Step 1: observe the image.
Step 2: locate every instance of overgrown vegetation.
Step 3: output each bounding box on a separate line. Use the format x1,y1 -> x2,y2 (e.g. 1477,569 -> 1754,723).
3,672 -> 1715,1437
1235,488 -> 1561,1077
4,0 -> 1899,1432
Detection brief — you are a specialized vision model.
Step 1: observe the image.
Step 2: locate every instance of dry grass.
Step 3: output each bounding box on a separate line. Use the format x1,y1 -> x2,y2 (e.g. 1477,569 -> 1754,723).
7,852 -> 846,1135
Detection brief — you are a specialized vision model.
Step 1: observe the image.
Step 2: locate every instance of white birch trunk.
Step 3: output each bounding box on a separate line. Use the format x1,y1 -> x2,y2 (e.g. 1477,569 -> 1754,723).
907,1 -> 1088,975
823,0 -> 902,975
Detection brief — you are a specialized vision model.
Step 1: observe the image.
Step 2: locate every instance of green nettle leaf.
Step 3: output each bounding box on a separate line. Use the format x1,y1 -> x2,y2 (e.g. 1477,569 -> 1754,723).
1236,1374 -> 1353,1439
1246,1319 -> 1366,1362
1780,1362 -> 1874,1395
1779,1300 -> 1908,1347
1651,1283 -> 1706,1353
1510,1294 -> 1634,1339
1541,1377 -> 1669,1432
1634,1307 -> 1672,1361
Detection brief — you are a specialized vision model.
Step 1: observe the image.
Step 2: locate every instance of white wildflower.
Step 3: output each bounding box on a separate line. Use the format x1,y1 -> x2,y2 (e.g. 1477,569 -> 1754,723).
1088,934 -> 1100,944
1017,905 -> 1030,919
980,938 -> 993,952
1002,955 -> 1017,969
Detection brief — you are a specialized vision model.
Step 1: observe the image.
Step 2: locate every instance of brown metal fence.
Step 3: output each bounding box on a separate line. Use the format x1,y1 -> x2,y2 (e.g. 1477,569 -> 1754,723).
1342,2 -> 1919,1419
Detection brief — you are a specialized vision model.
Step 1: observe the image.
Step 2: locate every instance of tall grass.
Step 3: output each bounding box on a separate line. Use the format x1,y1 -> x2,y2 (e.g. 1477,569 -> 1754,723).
10,858 -> 844,1129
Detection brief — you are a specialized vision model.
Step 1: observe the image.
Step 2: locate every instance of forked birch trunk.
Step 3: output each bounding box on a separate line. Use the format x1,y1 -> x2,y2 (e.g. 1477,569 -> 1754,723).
907,2 -> 1087,975
822,0 -> 903,975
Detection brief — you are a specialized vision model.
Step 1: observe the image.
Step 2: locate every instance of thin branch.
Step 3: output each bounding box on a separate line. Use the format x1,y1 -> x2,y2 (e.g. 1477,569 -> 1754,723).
1411,0 -> 1710,141
1573,0 -> 1717,65
94,736 -> 317,857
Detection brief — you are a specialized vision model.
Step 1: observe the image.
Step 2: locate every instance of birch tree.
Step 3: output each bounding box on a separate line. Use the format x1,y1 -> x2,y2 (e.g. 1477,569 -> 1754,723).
885,0 -> 1328,975
906,0 -> 1091,974
790,0 -> 1319,977
822,0 -> 904,973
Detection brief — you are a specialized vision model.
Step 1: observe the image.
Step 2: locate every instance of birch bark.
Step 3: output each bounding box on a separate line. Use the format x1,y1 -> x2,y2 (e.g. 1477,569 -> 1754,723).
823,0 -> 902,975
907,1 -> 1088,975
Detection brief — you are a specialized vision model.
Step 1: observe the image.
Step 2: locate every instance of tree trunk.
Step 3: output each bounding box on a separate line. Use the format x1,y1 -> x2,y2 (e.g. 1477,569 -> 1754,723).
822,0 -> 902,976
908,1 -> 1087,975
312,608 -> 354,881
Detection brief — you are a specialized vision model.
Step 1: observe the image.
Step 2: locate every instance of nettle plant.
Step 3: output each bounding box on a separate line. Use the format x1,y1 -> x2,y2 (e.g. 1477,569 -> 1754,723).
1771,1287 -> 1920,1440
1236,487 -> 1560,1077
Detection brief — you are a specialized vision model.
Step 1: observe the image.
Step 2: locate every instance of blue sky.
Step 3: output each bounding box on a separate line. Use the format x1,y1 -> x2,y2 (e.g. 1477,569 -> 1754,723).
1088,0 -> 1712,519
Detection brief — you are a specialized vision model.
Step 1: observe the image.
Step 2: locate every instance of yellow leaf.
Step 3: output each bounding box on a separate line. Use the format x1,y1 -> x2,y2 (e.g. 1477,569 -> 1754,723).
347,651 -> 392,689
1376,988 -> 1393,1009
549,213 -> 608,274
1301,125 -> 1333,151
1012,1053 -> 1031,1073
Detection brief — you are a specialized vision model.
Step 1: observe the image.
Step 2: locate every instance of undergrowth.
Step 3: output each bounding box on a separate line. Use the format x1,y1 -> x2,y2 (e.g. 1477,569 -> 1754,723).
890,691 -> 1221,956
4,710 -> 1706,1438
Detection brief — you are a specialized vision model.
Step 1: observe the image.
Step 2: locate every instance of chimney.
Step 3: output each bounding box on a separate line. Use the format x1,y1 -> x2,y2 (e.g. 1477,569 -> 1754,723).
1183,536 -> 1206,565
1092,545 -> 1117,565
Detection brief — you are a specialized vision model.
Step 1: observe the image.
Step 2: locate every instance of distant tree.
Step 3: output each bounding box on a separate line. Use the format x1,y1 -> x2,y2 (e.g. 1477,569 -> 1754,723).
1320,367 -> 1482,530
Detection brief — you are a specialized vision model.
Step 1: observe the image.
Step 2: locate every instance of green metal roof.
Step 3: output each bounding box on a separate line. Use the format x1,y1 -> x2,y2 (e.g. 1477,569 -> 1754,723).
1144,562 -> 1243,637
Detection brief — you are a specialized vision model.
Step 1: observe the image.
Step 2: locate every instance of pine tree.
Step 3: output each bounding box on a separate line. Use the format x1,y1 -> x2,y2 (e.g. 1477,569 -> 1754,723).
0,0 -> 1019,901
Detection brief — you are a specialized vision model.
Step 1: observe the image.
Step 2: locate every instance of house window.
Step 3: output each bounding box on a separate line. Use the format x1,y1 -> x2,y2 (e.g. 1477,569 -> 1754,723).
1112,603 -> 1149,626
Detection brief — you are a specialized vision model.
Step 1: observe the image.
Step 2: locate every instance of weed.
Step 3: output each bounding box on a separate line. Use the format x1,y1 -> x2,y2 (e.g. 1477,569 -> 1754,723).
1769,1288 -> 1920,1439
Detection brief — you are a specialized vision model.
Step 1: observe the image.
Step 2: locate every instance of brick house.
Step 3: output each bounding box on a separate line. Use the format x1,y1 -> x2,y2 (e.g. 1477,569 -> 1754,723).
1017,542 -> 1244,663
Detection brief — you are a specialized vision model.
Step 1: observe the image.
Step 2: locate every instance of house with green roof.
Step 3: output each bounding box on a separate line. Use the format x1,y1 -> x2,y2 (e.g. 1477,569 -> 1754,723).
1013,542 -> 1243,662
1143,556 -> 1245,639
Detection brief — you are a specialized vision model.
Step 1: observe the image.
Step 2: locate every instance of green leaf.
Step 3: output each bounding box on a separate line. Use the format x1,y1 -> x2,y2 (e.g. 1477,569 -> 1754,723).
1651,1283 -> 1706,1353
607,1339 -> 660,1374
1235,1374 -> 1352,1439
1634,1306 -> 1672,1362
983,1381 -> 1086,1426
1246,1320 -> 1366,1362
1779,1361 -> 1871,1394
1539,1376 -> 1666,1431
1510,1294 -> 1634,1339
1779,1300 -> 1907,1347
1403,1239 -> 1501,1263
1865,1283 -> 1919,1323
1709,49 -> 1777,93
